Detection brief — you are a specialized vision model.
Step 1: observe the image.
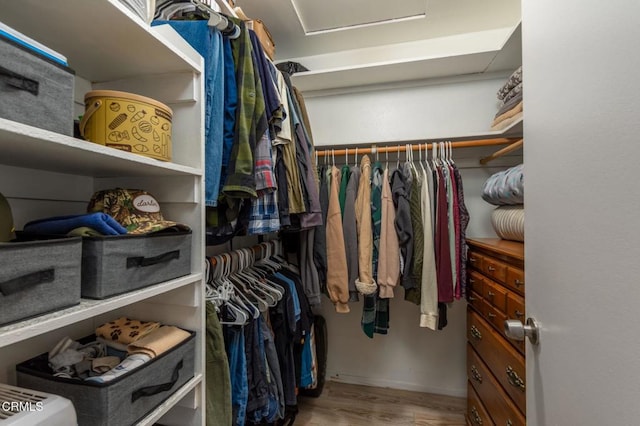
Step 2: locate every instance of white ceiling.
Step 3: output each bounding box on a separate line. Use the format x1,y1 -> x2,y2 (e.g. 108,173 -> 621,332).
290,0 -> 427,34
233,0 -> 521,61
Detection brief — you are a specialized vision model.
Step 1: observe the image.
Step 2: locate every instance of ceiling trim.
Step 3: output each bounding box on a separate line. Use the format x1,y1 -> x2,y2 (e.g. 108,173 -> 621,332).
289,0 -> 427,36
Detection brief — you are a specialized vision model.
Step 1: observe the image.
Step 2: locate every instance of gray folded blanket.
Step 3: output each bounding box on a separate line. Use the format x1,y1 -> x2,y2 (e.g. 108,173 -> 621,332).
497,66 -> 522,100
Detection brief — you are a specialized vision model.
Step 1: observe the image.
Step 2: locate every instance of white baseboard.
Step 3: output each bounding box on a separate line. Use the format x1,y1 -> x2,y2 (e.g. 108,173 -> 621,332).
328,374 -> 467,399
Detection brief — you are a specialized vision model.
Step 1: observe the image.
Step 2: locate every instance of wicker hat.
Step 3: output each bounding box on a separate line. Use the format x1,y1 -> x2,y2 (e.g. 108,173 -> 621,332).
87,188 -> 190,235
0,192 -> 15,242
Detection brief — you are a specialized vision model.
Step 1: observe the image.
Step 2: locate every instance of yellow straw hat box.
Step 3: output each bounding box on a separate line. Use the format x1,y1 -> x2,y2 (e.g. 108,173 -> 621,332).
80,90 -> 173,161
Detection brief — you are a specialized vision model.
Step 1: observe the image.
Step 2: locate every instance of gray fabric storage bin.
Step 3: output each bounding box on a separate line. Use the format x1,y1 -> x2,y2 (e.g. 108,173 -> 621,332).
0,32 -> 75,136
81,231 -> 192,299
0,237 -> 82,325
16,331 -> 196,426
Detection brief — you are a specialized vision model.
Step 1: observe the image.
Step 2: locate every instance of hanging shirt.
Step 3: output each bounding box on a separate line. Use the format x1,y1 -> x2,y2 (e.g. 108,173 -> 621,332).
419,166 -> 439,330
391,163 -> 415,291
377,166 -> 400,298
435,166 -> 454,303
326,166 -> 350,313
155,20 -> 224,206
443,164 -> 457,298
225,18 -> 265,198
313,165 -> 329,291
406,165 -> 423,305
449,163 -> 462,298
338,164 -> 350,218
453,164 -> 470,299
343,165 -> 360,301
354,156 -> 377,295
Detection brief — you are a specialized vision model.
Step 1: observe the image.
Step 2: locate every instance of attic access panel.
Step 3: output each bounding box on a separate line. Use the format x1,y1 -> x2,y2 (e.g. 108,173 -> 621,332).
291,0 -> 427,34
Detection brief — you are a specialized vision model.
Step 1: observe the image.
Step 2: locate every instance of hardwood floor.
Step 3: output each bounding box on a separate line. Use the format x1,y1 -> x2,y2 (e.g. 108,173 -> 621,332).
296,381 -> 467,426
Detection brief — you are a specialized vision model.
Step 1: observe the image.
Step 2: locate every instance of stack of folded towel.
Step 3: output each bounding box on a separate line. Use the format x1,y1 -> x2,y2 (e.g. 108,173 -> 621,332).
482,164 -> 524,242
491,66 -> 523,131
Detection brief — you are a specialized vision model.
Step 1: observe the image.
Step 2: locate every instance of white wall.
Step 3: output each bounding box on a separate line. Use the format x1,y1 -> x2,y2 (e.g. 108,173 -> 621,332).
303,75 -> 519,396
305,74 -> 509,146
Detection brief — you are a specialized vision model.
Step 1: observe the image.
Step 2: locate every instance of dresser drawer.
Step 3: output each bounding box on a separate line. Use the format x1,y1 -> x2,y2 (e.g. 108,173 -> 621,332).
482,256 -> 507,284
506,292 -> 526,354
468,271 -> 485,312
467,380 -> 495,426
468,251 -> 484,271
468,345 -> 525,426
483,300 -> 507,332
506,292 -> 525,322
483,279 -> 507,313
467,308 -> 526,413
505,266 -> 525,296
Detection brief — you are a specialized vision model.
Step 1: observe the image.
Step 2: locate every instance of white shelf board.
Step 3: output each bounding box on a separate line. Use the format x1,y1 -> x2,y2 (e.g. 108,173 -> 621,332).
0,273 -> 203,348
137,374 -> 203,426
0,0 -> 201,82
291,24 -> 522,93
291,51 -> 496,92
0,119 -> 202,178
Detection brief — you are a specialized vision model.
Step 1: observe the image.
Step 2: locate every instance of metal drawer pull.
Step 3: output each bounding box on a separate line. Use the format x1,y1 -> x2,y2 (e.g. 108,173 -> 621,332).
507,420 -> 514,426
487,265 -> 496,271
487,291 -> 495,298
470,325 -> 482,340
468,296 -> 477,301
470,407 -> 483,425
488,312 -> 496,319
514,310 -> 524,318
470,258 -> 477,263
469,278 -> 476,284
514,279 -> 523,287
470,365 -> 482,383
506,366 -> 526,391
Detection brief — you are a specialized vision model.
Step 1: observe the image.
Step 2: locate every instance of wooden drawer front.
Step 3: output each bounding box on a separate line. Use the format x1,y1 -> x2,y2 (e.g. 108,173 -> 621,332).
468,345 -> 525,426
467,308 -> 526,413
483,257 -> 507,284
506,293 -> 526,354
468,271 -> 485,295
482,300 -> 507,333
468,271 -> 484,312
468,251 -> 484,271
467,380 -> 495,426
506,293 -> 525,322
505,266 -> 525,296
483,279 -> 507,313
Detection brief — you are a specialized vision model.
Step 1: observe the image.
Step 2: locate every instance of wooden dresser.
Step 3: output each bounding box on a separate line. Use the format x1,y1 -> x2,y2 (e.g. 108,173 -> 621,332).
465,238 -> 525,426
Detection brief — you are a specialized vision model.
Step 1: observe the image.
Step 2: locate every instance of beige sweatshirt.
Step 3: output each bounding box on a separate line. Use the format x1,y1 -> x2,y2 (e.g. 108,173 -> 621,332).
326,166 -> 350,313
354,155 -> 377,295
377,166 -> 400,298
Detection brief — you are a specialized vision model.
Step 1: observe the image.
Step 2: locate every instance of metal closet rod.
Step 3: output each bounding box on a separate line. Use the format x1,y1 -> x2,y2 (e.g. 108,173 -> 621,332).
314,137 -> 521,157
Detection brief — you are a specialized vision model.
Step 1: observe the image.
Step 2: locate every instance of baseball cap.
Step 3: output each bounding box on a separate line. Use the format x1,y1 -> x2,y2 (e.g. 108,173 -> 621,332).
0,192 -> 15,242
87,188 -> 190,235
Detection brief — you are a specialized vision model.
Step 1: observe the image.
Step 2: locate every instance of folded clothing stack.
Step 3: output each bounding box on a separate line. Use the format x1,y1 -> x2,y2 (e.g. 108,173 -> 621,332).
46,317 -> 190,384
482,164 -> 524,242
491,66 -> 523,131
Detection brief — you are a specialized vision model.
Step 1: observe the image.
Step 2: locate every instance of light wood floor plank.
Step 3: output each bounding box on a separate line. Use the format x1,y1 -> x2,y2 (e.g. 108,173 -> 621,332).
297,381 -> 466,425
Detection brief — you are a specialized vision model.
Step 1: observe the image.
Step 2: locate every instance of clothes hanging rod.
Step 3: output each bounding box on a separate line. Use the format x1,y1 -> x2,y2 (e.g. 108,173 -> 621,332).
314,137 -> 521,157
190,0 -> 240,39
479,139 -> 524,165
